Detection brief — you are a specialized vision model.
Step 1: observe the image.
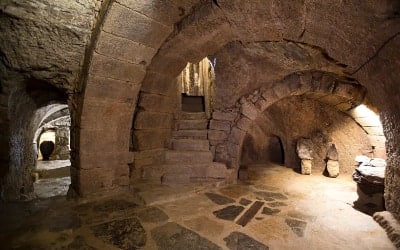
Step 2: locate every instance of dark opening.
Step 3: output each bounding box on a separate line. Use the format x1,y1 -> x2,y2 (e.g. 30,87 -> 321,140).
181,94 -> 205,112
272,136 -> 285,165
240,134 -> 285,166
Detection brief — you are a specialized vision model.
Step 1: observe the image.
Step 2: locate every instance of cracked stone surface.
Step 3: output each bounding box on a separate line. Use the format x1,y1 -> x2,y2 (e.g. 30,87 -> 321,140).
239,198 -> 252,206
137,206 -> 169,223
213,205 -> 245,221
285,218 -> 307,237
91,218 -> 146,249
205,192 -> 236,205
151,222 -> 221,250
0,164 -> 395,249
268,201 -> 288,207
262,207 -> 281,215
224,231 -> 269,250
66,236 -> 95,250
93,199 -> 138,212
254,191 -> 288,200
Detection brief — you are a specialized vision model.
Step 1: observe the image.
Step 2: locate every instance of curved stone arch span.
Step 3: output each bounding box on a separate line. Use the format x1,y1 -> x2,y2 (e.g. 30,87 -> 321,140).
209,71 -> 367,170
75,0 -> 398,199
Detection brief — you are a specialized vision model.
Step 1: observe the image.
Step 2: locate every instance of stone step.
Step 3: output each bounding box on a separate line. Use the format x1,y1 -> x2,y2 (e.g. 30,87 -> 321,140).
179,112 -> 206,120
172,130 -> 208,139
142,162 -> 230,181
171,139 -> 209,151
178,119 -> 208,130
165,150 -> 213,163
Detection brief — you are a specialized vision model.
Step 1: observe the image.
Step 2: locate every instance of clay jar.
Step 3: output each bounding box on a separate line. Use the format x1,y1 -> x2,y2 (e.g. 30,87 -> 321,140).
40,141 -> 55,160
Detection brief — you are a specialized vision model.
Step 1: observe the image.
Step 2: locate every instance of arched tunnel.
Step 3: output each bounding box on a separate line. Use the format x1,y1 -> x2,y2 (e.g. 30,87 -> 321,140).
0,0 -> 399,249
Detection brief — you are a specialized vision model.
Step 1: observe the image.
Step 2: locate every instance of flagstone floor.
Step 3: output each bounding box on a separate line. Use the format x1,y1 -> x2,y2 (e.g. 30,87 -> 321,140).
0,163 -> 394,249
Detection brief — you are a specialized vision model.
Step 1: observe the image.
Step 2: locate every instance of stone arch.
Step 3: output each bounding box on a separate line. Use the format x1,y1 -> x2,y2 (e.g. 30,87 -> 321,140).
209,71 -> 367,170
2,79 -> 67,200
75,0 -> 400,211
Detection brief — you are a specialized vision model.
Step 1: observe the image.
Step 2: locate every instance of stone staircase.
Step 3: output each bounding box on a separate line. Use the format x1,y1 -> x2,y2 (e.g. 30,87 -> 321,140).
143,112 -> 234,184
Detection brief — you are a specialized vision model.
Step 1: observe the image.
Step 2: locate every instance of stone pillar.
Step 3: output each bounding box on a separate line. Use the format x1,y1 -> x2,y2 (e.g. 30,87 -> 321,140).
296,138 -> 313,175
326,144 -> 339,178
54,127 -> 70,160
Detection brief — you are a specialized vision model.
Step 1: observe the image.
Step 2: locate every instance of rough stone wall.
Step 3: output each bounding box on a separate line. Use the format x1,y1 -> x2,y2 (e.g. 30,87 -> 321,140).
3,82 -> 66,200
261,96 -> 371,174
354,35 -> 400,220
0,0 -> 102,200
213,41 -> 346,110
208,70 -> 365,169
50,116 -> 70,160
240,124 -> 283,166
76,0 -> 206,195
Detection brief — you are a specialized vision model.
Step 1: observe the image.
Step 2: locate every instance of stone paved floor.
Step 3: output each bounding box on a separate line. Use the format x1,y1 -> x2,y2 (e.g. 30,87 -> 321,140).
0,163 -> 395,249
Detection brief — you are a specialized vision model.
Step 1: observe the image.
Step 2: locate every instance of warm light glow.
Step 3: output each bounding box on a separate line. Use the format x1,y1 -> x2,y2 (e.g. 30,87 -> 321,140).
352,104 -> 382,127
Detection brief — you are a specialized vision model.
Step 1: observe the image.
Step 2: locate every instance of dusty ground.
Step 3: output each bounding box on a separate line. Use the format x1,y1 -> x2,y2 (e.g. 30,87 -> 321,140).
0,163 -> 394,249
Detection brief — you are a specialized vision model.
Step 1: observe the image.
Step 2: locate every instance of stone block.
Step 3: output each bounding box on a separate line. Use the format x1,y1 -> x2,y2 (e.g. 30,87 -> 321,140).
335,102 -> 353,111
134,111 -> 173,129
140,72 -> 177,96
212,111 -> 237,121
230,127 -> 245,145
90,52 -> 146,83
236,116 -> 252,130
139,93 -> 175,113
135,158 -> 154,169
228,143 -> 240,158
255,98 -> 273,112
80,101 -> 133,129
147,53 -> 188,78
284,73 -> 302,93
178,112 -> 206,120
79,129 -> 129,156
78,168 -> 113,196
240,102 -> 258,120
333,81 -> 365,101
315,73 -> 336,93
215,144 -> 229,162
173,130 -> 208,140
178,120 -> 208,130
299,72 -> 313,86
113,175 -> 130,187
79,151 -> 133,170
96,31 -> 156,65
318,94 -> 347,107
133,129 -> 170,150
209,120 -> 231,131
117,0 -> 184,26
134,149 -> 166,160
161,173 -> 191,184
296,138 -> 313,160
102,3 -> 171,48
171,139 -> 209,151
326,160 -> 339,178
206,162 -> 228,179
165,151 -> 213,163
85,74 -> 140,103
301,159 -> 312,175
272,83 -> 291,99
261,88 -> 279,103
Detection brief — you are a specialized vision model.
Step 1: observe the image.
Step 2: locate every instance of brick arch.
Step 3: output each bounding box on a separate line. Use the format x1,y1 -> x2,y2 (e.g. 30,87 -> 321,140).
209,71 -> 367,170
74,0 -> 398,197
